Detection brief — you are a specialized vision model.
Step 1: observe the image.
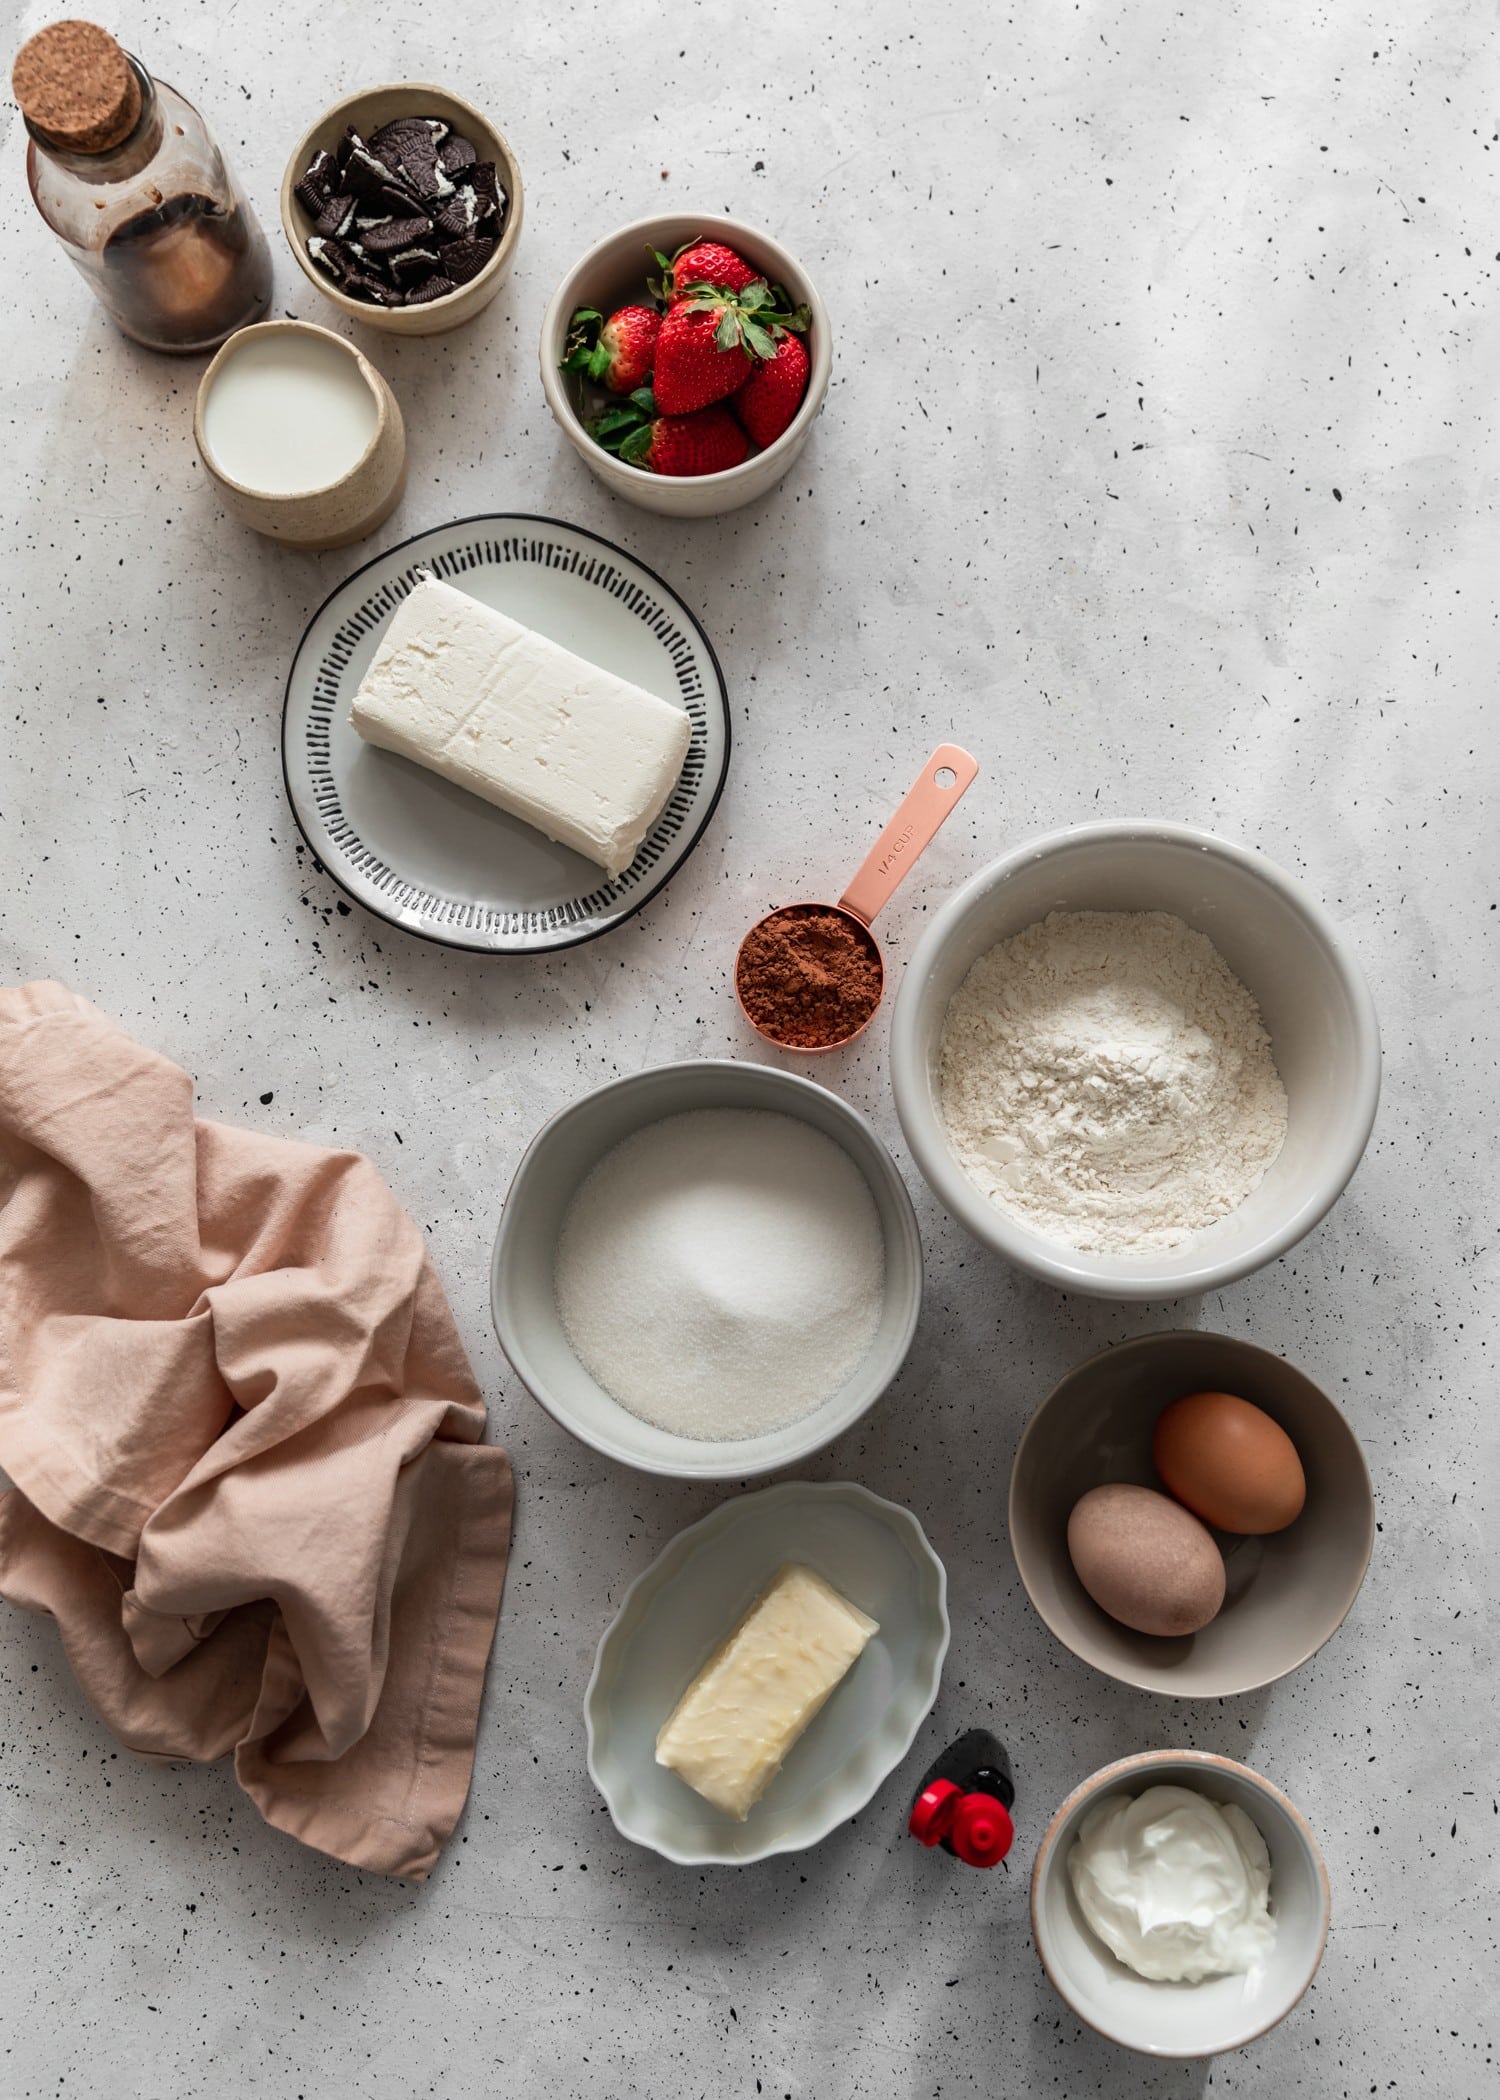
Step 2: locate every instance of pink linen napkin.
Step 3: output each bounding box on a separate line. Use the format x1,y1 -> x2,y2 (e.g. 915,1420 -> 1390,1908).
0,981 -> 512,1881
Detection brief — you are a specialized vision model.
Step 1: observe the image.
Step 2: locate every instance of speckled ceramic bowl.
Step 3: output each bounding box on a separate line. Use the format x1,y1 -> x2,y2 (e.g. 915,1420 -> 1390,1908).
279,82 -> 523,335
1031,1750 -> 1331,2057
539,212 -> 832,516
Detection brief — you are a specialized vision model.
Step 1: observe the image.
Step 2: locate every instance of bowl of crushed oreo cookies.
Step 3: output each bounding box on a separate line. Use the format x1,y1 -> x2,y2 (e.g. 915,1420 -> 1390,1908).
280,82 -> 523,334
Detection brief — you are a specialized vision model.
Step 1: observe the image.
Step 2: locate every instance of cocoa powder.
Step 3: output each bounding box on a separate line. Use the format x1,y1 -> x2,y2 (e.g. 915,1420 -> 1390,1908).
736,905 -> 884,1048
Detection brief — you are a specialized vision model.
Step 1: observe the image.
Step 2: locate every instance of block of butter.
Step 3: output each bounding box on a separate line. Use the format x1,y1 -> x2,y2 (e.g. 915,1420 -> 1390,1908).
655,1564 -> 879,1821
349,575 -> 692,877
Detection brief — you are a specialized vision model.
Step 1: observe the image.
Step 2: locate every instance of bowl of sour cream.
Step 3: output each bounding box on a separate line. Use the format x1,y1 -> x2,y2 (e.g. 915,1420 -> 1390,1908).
1030,1749 -> 1331,2058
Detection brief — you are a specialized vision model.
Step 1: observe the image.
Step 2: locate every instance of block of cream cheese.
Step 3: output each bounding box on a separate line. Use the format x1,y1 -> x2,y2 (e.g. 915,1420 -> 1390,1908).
349,575 -> 692,877
655,1564 -> 879,1820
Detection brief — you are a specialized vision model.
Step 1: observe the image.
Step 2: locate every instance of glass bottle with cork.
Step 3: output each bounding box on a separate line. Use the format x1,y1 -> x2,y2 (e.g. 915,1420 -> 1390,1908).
14,19 -> 272,354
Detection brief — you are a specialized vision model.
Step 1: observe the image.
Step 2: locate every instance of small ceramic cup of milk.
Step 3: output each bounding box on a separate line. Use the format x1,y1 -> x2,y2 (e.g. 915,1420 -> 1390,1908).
194,319 -> 405,548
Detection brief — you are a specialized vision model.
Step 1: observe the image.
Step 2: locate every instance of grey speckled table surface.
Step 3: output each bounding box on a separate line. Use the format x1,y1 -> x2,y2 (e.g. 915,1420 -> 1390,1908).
2,2 -> 1496,2094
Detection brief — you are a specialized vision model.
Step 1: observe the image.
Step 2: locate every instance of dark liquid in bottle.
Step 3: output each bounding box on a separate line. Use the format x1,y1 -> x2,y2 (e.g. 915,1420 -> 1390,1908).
101,191 -> 271,352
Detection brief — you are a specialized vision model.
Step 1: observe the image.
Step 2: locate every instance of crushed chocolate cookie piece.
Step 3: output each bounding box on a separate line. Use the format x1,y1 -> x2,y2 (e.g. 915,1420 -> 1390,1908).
294,173 -> 329,218
370,179 -> 423,219
403,274 -> 456,304
343,263 -> 400,303
438,131 -> 476,175
313,192 -> 356,240
437,235 -> 494,286
293,149 -> 334,218
387,244 -> 442,287
360,214 -> 435,256
367,116 -> 431,162
375,118 -> 444,196
468,162 -> 502,221
435,189 -> 480,238
342,137 -> 403,198
306,233 -> 350,280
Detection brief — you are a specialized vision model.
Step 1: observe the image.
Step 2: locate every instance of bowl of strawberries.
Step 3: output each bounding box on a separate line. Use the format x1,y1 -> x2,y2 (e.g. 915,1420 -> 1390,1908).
540,213 -> 831,515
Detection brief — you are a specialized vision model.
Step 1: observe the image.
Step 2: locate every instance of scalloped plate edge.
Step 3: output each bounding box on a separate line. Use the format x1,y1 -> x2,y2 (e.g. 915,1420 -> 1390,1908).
583,1479 -> 951,1866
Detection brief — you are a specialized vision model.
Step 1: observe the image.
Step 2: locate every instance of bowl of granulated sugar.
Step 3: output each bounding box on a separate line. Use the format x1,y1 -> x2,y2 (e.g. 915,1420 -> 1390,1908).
491,1061 -> 923,1478
890,821 -> 1381,1300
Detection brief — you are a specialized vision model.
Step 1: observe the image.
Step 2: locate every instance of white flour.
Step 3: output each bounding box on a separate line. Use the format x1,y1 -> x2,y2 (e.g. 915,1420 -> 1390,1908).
939,911 -> 1287,1253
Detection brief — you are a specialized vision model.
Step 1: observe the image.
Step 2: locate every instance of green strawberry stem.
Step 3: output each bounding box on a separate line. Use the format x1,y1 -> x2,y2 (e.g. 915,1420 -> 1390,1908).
645,248 -> 675,303
586,389 -> 658,458
638,241 -> 813,338
561,307 -> 612,380
676,278 -> 811,361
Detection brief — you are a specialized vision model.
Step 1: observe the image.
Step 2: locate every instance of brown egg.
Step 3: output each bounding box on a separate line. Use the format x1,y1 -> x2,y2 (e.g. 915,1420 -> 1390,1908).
1066,1483 -> 1226,1637
1153,1390 -> 1307,1535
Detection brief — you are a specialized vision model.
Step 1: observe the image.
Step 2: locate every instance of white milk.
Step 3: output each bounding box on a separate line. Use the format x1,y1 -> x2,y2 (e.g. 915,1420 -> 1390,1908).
202,331 -> 378,495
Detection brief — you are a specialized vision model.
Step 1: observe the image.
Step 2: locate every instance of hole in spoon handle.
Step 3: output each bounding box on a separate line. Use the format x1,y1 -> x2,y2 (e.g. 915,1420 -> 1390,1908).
838,743 -> 979,927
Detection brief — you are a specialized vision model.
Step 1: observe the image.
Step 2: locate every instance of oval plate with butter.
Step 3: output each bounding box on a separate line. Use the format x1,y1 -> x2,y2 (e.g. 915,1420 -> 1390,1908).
282,514 -> 729,952
585,1480 -> 950,1865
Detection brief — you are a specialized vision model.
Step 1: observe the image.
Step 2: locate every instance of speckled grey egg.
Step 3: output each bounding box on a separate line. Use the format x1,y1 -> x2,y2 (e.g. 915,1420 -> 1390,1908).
1066,1483 -> 1226,1637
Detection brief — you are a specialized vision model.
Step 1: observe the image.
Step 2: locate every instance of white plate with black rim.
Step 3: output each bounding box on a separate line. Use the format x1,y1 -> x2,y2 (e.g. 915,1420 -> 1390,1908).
281,514 -> 730,952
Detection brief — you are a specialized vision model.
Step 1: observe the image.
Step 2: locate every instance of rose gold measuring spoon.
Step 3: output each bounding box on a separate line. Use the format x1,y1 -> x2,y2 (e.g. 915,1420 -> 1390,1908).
734,742 -> 980,1052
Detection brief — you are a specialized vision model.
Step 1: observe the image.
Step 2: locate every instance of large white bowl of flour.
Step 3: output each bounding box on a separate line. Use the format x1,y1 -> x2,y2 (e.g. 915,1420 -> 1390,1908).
890,823 -> 1380,1299
492,1061 -> 923,1477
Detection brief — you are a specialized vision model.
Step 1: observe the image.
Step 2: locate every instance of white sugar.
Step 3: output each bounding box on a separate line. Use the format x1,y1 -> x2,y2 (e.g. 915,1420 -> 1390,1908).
554,1108 -> 886,1441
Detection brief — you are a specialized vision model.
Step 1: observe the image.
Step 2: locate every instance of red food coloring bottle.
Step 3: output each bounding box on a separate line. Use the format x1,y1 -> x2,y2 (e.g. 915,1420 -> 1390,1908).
908,1730 -> 1015,1868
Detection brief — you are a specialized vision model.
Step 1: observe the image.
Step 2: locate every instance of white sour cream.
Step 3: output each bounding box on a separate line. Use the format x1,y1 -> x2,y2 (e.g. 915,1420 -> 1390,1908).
1067,1784 -> 1276,1983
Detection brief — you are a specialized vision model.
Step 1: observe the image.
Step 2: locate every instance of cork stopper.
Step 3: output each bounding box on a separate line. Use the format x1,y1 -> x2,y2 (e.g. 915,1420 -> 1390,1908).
13,20 -> 142,153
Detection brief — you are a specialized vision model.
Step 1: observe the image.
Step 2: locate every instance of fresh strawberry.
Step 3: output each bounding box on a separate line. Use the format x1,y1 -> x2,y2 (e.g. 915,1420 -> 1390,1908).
628,405 -> 751,476
649,237 -> 759,301
650,302 -> 754,413
560,303 -> 662,394
587,392 -> 751,477
650,275 -> 812,415
731,332 -> 810,447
